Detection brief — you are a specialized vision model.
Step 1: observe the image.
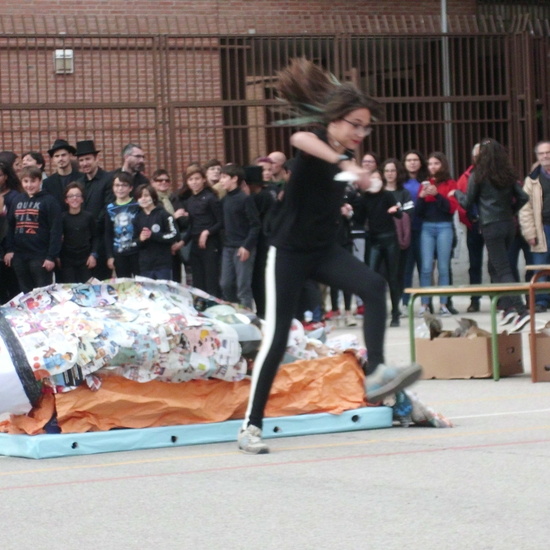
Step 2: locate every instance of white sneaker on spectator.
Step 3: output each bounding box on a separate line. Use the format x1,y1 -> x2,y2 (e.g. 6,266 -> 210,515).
417,305 -> 428,318
439,305 -> 452,317
499,308 -> 517,327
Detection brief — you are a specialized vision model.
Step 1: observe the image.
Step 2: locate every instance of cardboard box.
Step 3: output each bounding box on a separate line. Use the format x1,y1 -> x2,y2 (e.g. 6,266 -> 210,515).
531,333 -> 550,382
416,333 -> 523,379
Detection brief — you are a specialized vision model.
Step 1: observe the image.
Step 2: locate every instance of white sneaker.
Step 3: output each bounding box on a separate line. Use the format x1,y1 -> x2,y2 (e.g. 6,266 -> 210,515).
238,425 -> 269,454
417,305 -> 428,318
510,311 -> 530,333
439,305 -> 451,317
345,313 -> 358,327
365,363 -> 423,403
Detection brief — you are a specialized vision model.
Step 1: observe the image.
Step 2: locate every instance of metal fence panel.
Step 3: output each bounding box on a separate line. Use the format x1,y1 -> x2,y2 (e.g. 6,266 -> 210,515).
0,17 -> 547,181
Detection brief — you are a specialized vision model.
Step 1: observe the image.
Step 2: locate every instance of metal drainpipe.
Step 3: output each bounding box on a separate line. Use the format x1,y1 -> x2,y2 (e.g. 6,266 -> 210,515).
441,0 -> 455,176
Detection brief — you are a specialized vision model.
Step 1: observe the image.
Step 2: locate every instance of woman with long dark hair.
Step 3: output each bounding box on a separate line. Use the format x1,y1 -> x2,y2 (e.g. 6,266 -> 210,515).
401,149 -> 429,310
381,157 -> 414,323
452,138 -> 530,331
0,161 -> 22,302
416,152 -> 457,316
238,58 -> 421,454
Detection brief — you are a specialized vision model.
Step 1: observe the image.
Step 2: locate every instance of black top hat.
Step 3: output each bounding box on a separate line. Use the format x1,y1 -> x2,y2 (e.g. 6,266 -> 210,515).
48,139 -> 76,157
244,165 -> 264,186
75,140 -> 101,157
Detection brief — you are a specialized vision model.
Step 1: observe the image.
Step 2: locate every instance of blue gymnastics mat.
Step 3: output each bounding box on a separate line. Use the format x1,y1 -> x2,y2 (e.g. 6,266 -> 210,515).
0,406 -> 392,459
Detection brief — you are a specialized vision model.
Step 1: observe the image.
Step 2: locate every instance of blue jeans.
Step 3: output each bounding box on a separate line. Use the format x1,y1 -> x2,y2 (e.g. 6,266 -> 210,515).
532,224 -> 550,306
420,221 -> 453,305
220,246 -> 256,310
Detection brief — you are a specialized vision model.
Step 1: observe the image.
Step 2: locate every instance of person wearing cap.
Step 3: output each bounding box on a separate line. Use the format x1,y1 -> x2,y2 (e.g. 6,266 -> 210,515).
42,139 -> 82,208
75,139 -> 115,280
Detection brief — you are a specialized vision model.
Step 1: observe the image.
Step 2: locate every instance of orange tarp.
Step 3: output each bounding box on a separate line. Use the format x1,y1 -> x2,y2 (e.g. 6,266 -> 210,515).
0,353 -> 366,435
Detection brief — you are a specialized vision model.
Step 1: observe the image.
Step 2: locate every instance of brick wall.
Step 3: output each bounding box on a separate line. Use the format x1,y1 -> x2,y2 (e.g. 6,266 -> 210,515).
2,1 -> 519,182
0,1 -> 477,21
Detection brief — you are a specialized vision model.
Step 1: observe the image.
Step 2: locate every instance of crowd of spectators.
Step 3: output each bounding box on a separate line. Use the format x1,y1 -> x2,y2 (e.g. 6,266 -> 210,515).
1,138 -> 549,333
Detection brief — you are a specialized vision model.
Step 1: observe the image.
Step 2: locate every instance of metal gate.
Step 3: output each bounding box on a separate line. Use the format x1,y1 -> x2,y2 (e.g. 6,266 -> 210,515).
0,15 -> 547,180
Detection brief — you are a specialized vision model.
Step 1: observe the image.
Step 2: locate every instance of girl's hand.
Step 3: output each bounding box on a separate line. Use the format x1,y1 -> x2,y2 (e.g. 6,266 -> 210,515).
237,246 -> 250,262
339,162 -> 371,191
387,205 -> 399,214
425,184 -> 438,196
174,208 -> 187,219
43,259 -> 55,272
171,241 -> 184,255
140,227 -> 152,241
3,252 -> 13,267
340,203 -> 353,217
86,255 -> 97,269
198,230 -> 209,249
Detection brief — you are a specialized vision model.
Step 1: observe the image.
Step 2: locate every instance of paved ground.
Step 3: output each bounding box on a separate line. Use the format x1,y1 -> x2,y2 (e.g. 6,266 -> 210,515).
2,237 -> 550,549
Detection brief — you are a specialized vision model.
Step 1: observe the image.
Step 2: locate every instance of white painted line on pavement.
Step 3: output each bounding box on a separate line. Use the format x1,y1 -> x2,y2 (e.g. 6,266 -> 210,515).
452,408 -> 550,420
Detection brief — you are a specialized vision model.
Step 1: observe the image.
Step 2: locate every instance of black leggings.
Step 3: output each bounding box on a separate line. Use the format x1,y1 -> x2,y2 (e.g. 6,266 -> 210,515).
243,243 -> 387,430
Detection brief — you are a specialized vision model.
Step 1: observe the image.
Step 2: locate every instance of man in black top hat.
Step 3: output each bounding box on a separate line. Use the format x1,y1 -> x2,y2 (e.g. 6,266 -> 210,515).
75,140 -> 115,280
42,139 -> 82,207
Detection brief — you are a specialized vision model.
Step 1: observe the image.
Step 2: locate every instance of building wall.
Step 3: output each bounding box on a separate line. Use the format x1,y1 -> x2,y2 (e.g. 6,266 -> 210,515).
2,2 -> 543,180
0,1 -> 477,20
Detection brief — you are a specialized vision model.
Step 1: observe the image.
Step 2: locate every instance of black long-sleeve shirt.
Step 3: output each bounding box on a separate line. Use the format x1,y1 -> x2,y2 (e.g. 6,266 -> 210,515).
42,168 -> 83,208
60,210 -> 98,262
133,205 -> 178,272
269,129 -> 351,251
182,188 -> 222,243
221,187 -> 260,250
355,190 -> 401,236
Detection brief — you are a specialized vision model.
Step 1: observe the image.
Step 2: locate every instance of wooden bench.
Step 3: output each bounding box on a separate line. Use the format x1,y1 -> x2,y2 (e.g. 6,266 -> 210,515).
404,283 -> 549,381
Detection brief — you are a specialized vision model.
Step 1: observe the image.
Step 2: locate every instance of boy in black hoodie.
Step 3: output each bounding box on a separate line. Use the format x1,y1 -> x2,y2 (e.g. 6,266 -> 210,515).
219,164 -> 260,309
4,166 -> 62,293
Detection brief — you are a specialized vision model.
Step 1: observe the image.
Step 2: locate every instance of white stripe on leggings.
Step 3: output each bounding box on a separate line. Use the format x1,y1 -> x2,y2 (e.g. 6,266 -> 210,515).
241,245 -> 278,429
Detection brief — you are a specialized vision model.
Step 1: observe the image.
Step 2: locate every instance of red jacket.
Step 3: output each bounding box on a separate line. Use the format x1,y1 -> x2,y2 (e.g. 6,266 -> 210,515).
456,165 -> 474,229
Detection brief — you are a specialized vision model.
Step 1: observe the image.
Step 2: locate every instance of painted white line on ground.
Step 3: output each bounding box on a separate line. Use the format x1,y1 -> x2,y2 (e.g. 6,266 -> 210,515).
452,408 -> 550,420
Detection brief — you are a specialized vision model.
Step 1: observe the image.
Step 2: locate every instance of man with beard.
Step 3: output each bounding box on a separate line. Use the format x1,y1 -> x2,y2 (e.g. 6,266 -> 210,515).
115,143 -> 149,195
42,139 -> 82,207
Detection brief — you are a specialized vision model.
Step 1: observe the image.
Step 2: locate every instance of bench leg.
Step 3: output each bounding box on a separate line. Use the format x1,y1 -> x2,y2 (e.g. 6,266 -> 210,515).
408,295 -> 417,362
490,295 -> 500,381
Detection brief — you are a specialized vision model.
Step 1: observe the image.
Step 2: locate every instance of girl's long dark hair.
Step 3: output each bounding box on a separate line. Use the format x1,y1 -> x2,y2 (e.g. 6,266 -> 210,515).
0,162 -> 22,193
401,149 -> 429,182
275,57 -> 384,126
428,151 -> 452,184
474,138 -> 518,188
381,158 -> 408,190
